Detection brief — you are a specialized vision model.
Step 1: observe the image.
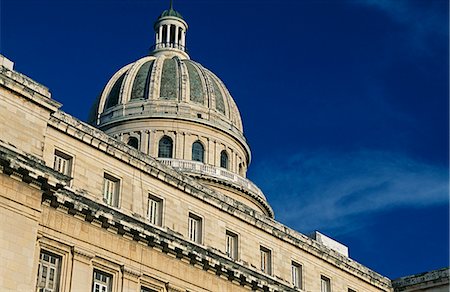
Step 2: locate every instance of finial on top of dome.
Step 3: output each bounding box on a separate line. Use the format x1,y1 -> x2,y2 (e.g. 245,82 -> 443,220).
152,0 -> 189,59
158,0 -> 183,19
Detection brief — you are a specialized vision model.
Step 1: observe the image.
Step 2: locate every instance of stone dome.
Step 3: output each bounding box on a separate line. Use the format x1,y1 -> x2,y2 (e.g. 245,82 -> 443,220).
89,54 -> 244,137
87,5 -> 274,217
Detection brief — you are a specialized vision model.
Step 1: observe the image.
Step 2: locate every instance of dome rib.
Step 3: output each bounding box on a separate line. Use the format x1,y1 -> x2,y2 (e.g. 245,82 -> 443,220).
98,64 -> 133,114
190,60 -> 214,113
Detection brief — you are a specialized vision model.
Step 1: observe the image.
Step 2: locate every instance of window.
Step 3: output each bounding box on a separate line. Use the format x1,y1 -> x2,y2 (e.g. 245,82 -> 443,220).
158,136 -> 173,158
147,195 -> 162,226
291,261 -> 302,289
141,287 -> 157,292
103,173 -> 119,207
53,150 -> 72,176
260,246 -> 272,275
192,141 -> 204,162
348,289 -> 356,292
225,231 -> 238,260
188,213 -> 202,243
220,150 -> 228,169
127,137 -> 139,149
36,250 -> 61,292
92,270 -> 112,292
321,276 -> 331,292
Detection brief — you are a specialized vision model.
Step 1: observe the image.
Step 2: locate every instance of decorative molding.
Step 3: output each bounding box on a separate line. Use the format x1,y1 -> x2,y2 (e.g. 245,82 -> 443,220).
166,283 -> 186,292
72,246 -> 95,262
122,266 -> 142,278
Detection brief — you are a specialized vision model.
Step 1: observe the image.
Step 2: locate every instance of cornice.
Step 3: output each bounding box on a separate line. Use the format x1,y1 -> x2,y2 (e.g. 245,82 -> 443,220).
0,66 -> 61,112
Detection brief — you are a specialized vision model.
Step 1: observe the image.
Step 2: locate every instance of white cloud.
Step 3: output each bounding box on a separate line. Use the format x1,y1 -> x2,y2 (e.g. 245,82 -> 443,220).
251,150 -> 448,235
354,0 -> 447,54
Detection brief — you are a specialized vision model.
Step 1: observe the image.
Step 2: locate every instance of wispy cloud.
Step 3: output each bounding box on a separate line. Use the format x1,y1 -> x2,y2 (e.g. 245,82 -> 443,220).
354,0 -> 448,54
252,150 -> 448,235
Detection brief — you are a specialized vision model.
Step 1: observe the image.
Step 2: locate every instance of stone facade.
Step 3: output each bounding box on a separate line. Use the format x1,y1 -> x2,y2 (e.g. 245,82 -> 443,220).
0,6 -> 448,292
392,268 -> 449,292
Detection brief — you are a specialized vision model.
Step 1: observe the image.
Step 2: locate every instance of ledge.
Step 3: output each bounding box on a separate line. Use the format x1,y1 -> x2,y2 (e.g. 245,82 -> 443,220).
0,59 -> 60,112
392,267 -> 449,291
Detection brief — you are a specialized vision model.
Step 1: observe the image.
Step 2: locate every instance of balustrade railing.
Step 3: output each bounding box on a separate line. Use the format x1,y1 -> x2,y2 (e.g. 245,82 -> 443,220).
150,42 -> 187,51
157,158 -> 266,200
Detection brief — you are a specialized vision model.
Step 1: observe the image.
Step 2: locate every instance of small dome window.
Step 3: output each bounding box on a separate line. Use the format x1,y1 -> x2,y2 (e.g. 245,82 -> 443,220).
127,137 -> 139,149
158,136 -> 173,158
192,141 -> 204,162
220,150 -> 229,169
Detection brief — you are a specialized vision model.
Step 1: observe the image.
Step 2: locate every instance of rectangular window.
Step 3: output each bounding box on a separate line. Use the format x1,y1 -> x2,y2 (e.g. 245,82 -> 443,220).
260,246 -> 272,275
36,250 -> 61,292
92,270 -> 112,292
348,289 -> 356,292
225,231 -> 238,260
141,287 -> 157,292
291,261 -> 302,289
147,195 -> 162,226
53,150 -> 72,176
321,275 -> 331,292
188,213 -> 202,243
103,173 -> 119,207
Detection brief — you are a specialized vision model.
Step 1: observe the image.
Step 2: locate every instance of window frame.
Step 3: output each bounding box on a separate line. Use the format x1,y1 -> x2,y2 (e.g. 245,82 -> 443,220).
127,136 -> 139,150
191,140 -> 205,162
147,194 -> 163,226
53,149 -> 73,177
188,212 -> 203,244
103,173 -> 120,208
220,150 -> 229,169
92,269 -> 113,292
36,250 -> 62,292
225,230 -> 238,260
260,246 -> 272,275
140,287 -> 158,292
321,275 -> 331,292
158,136 -> 173,158
291,261 -> 303,289
139,277 -> 166,292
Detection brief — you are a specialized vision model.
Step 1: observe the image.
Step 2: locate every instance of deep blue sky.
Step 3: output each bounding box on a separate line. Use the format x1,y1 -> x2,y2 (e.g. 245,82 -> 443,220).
2,0 -> 448,279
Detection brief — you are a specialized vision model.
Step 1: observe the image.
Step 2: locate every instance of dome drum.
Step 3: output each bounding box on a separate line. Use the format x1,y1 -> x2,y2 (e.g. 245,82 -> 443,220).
103,119 -> 249,176
97,100 -> 246,143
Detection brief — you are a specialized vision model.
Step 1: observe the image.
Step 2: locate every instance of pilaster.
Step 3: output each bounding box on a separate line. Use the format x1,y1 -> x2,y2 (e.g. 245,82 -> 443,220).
71,246 -> 95,291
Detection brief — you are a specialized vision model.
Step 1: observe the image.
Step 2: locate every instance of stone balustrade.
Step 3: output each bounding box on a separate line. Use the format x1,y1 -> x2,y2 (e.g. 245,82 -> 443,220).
157,158 -> 267,201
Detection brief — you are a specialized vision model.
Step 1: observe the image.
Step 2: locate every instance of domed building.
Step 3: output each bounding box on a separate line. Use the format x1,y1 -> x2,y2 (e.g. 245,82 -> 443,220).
88,7 -> 272,218
0,4 -> 448,292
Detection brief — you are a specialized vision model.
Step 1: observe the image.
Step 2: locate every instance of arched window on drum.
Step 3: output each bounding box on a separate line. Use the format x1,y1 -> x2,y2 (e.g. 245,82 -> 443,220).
127,137 -> 139,150
192,141 -> 204,162
220,150 -> 229,169
158,136 -> 173,158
